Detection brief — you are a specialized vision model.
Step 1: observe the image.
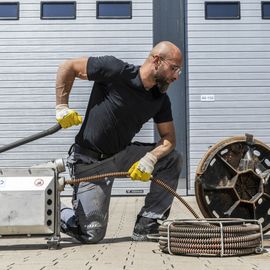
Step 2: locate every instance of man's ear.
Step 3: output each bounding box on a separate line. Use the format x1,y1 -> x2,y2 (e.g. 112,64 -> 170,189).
152,55 -> 160,69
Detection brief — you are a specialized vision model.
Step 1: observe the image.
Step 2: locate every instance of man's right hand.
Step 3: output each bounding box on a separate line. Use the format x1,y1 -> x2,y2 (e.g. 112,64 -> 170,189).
56,104 -> 82,128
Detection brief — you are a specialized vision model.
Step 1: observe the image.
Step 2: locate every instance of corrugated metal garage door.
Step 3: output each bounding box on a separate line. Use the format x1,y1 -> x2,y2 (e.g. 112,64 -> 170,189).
0,0 -> 153,195
187,0 -> 270,193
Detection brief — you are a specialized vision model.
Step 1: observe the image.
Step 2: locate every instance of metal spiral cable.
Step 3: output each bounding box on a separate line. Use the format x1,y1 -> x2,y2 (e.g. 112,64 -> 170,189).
157,219 -> 263,257
64,172 -> 200,218
64,172 -> 264,257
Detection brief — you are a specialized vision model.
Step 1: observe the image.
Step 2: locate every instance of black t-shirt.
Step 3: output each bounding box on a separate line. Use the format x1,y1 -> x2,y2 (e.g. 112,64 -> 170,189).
75,56 -> 173,154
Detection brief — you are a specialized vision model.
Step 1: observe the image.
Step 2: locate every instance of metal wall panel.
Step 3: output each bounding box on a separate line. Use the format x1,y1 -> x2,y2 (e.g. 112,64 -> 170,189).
187,0 -> 270,193
0,0 -> 153,195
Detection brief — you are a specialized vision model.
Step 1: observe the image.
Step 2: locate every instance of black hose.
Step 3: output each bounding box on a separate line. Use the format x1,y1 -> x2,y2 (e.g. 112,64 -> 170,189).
0,123 -> 62,153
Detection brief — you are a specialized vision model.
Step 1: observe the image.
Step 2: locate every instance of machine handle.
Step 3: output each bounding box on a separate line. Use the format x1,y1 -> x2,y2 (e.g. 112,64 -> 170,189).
0,123 -> 62,154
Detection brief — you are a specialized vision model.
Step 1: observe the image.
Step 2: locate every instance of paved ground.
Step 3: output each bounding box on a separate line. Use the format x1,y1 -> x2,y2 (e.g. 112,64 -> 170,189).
0,196 -> 270,270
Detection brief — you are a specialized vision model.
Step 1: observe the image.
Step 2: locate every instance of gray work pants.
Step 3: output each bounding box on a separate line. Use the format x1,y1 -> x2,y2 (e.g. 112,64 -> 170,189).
61,142 -> 182,243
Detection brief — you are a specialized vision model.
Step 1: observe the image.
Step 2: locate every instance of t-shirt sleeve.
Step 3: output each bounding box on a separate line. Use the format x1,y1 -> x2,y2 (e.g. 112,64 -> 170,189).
153,95 -> 173,123
87,56 -> 124,82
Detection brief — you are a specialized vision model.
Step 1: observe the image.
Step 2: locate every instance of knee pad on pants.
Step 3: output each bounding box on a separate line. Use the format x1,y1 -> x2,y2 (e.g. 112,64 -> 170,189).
79,211 -> 108,244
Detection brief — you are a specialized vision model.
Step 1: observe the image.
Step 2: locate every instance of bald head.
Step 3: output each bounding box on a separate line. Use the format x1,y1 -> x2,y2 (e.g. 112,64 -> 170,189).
150,41 -> 182,63
140,41 -> 183,92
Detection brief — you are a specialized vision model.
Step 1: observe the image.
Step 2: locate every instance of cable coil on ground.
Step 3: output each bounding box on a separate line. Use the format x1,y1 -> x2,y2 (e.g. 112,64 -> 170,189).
157,219 -> 264,257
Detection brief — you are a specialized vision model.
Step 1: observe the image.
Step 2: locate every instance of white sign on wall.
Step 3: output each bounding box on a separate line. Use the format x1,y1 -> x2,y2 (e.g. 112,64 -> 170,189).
200,95 -> 215,102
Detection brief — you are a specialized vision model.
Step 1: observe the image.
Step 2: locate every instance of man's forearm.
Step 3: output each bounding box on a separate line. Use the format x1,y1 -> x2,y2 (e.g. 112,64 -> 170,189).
150,137 -> 176,160
56,62 -> 76,105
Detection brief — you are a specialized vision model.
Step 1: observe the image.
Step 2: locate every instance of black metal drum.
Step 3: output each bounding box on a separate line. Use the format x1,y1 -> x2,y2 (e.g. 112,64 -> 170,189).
195,134 -> 270,232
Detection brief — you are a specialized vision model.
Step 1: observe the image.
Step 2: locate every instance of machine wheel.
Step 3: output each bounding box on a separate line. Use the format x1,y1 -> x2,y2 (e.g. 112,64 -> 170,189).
195,134 -> 270,233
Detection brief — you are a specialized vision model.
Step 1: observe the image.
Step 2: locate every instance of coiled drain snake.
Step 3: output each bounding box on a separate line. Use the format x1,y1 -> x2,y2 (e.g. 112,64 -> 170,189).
65,172 -> 264,257
158,219 -> 263,256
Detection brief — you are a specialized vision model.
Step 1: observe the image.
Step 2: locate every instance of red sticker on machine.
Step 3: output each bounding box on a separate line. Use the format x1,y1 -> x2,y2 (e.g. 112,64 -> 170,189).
34,178 -> 44,187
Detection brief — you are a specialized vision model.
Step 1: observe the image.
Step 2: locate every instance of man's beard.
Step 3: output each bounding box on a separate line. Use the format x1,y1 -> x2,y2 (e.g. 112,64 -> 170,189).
154,73 -> 169,93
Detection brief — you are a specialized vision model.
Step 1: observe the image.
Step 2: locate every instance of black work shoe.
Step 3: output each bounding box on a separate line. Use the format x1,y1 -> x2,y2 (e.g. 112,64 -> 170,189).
131,216 -> 159,241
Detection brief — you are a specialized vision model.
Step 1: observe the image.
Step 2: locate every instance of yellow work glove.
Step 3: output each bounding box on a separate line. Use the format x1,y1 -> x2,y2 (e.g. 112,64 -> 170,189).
128,152 -> 157,182
56,104 -> 82,129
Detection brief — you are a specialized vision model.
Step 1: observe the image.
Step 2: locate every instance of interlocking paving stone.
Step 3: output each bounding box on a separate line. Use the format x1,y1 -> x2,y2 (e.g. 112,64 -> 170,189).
0,196 -> 269,270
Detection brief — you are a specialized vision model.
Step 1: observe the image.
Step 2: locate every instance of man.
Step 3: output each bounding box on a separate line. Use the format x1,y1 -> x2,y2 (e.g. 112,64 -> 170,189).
56,41 -> 183,243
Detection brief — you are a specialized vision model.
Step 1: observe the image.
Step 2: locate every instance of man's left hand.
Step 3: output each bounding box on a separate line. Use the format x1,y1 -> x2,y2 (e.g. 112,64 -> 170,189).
128,152 -> 157,181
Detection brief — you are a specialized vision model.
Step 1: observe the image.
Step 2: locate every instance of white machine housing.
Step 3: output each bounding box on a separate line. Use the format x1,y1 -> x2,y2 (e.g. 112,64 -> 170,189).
0,159 -> 65,249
